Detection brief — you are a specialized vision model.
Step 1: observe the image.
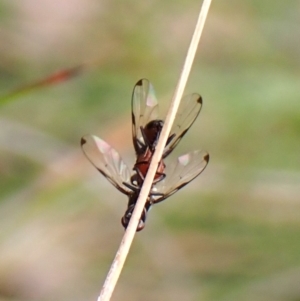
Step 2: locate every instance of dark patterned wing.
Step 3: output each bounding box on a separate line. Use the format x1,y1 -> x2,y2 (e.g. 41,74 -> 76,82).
163,94 -> 202,158
81,135 -> 132,195
153,150 -> 209,203
132,79 -> 159,154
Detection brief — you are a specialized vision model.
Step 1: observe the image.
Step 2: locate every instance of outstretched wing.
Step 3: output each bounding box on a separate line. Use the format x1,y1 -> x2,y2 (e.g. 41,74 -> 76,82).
163,94 -> 203,158
131,79 -> 159,154
153,150 -> 209,204
81,135 -> 132,195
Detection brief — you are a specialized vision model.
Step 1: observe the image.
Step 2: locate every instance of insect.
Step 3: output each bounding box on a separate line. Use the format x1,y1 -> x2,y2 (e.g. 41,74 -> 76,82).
81,135 -> 209,231
131,78 -> 203,187
81,79 -> 209,231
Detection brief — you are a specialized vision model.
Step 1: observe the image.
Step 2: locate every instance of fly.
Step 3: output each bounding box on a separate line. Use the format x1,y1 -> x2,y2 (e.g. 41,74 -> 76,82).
131,78 -> 203,186
81,136 -> 209,231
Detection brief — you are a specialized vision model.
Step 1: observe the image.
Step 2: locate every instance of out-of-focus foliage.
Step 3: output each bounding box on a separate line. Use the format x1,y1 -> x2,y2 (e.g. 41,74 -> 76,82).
0,1 -> 299,301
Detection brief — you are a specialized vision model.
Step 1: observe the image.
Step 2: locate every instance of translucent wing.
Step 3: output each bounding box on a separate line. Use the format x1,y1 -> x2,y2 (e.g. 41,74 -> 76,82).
163,94 -> 202,158
132,79 -> 159,154
153,150 -> 209,204
81,135 -> 132,195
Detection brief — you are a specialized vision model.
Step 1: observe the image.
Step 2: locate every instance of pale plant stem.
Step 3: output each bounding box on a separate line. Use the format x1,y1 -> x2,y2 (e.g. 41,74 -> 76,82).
98,1 -> 212,300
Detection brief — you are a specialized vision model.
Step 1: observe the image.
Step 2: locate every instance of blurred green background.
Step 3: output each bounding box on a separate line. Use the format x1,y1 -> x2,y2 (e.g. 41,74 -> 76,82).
0,1 -> 300,301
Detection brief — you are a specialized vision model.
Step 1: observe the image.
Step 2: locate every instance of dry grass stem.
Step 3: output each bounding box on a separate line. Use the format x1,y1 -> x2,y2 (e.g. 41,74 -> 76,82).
98,1 -> 212,300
